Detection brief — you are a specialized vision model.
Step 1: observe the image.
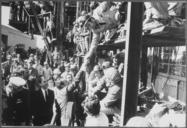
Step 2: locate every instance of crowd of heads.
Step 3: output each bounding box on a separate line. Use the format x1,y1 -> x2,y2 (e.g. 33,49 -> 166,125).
2,1 -> 186,127
66,1 -> 128,56
2,42 -> 126,126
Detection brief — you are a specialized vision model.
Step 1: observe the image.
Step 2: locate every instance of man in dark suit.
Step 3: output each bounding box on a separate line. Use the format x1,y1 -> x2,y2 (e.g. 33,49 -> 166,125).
2,77 -> 31,126
31,76 -> 54,126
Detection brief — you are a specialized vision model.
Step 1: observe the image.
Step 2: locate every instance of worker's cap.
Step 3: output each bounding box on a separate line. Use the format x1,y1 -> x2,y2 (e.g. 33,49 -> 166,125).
104,67 -> 121,83
9,77 -> 26,87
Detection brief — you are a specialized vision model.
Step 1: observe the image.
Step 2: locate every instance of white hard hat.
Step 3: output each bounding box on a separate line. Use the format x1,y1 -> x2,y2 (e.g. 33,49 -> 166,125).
9,77 -> 26,87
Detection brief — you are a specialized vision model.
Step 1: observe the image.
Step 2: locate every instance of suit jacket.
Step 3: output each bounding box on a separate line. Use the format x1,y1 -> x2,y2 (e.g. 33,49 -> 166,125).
2,88 -> 31,125
31,88 -> 54,125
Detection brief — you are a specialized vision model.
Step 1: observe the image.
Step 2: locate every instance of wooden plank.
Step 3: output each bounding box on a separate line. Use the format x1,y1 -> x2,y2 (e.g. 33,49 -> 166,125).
97,25 -> 185,49
120,2 -> 143,126
142,35 -> 185,47
142,25 -> 185,47
97,42 -> 125,50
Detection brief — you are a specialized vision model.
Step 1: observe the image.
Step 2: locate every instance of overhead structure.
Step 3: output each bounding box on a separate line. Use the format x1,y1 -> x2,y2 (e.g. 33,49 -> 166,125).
142,26 -> 185,47
29,1 -> 50,48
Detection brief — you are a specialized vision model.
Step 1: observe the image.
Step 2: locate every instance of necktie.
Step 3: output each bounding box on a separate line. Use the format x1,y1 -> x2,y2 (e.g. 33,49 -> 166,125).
45,90 -> 48,101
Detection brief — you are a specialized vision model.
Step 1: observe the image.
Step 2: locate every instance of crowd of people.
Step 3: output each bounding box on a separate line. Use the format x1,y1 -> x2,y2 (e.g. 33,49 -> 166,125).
66,1 -> 185,56
66,1 -> 127,56
1,1 -> 186,127
2,44 -> 125,126
2,45 -> 185,127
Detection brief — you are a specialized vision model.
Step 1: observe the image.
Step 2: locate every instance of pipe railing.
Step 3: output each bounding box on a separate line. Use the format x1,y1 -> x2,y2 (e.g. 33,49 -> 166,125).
23,6 -> 52,35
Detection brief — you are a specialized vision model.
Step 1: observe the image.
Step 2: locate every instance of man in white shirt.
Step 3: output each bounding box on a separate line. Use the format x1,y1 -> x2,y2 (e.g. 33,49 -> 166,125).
43,62 -> 54,90
52,47 -> 60,68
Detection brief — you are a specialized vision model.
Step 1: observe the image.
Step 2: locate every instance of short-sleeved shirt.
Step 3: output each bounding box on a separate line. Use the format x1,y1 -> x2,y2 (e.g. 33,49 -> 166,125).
53,87 -> 68,112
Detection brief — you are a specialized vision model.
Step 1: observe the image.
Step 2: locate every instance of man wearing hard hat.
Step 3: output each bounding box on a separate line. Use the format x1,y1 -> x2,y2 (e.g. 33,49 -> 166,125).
3,77 -> 31,126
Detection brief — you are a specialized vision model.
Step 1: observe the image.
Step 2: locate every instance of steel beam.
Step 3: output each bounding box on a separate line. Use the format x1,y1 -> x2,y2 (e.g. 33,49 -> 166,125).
120,2 -> 143,126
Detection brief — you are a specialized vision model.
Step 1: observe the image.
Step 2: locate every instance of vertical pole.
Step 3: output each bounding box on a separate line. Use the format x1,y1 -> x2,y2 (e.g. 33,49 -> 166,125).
56,1 -> 59,40
43,15 -> 45,31
0,1 -> 2,126
56,0 -> 65,53
76,1 -> 80,19
176,81 -> 180,100
120,2 -> 143,126
28,16 -> 30,34
60,0 -> 65,51
141,45 -> 148,89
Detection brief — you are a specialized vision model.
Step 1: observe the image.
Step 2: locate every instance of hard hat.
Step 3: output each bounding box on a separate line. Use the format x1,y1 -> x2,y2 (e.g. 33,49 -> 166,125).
9,77 -> 26,87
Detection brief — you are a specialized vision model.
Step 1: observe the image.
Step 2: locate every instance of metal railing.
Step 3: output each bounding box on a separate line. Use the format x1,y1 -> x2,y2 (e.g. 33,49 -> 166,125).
23,6 -> 52,35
